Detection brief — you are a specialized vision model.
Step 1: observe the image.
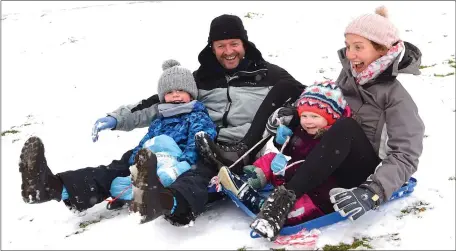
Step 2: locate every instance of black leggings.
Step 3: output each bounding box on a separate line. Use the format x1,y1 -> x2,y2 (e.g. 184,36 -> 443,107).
242,80 -> 304,152
285,117 -> 381,198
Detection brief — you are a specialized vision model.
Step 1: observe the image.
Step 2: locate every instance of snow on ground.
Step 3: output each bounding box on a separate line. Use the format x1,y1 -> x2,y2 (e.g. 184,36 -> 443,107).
2,1 -> 455,250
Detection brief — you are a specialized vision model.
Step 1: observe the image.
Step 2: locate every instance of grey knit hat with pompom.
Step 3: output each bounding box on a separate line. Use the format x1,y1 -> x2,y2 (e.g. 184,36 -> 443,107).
157,59 -> 198,102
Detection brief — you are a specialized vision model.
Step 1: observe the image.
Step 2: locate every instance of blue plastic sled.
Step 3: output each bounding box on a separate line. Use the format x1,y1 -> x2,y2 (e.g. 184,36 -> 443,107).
210,177 -> 417,238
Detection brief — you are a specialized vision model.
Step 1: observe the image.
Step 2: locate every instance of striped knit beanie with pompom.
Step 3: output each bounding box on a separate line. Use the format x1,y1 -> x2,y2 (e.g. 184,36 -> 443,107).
295,81 -> 347,125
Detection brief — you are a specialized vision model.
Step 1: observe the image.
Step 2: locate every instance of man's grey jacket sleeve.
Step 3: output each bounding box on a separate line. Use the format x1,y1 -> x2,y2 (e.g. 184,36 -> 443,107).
107,95 -> 160,131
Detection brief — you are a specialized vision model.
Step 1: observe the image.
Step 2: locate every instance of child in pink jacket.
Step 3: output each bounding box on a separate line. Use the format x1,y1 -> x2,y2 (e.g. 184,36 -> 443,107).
219,80 -> 351,225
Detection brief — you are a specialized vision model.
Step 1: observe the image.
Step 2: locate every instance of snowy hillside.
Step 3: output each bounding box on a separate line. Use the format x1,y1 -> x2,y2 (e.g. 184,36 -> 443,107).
2,1 -> 455,250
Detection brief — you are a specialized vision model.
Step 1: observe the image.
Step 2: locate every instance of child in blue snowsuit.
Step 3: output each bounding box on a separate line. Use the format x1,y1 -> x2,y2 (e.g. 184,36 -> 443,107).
23,59 -> 217,221
100,59 -> 217,209
127,61 -> 217,187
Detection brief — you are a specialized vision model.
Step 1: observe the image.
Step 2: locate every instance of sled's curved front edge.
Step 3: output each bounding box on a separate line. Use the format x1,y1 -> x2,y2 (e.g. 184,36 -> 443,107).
278,177 -> 417,235
218,177 -> 417,238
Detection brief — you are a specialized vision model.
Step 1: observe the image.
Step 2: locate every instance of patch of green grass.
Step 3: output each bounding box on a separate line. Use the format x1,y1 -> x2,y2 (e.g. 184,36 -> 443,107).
7,121 -> 33,129
398,200 -> 432,219
65,229 -> 86,238
419,64 -> 436,69
79,219 -> 102,228
322,237 -> 372,251
271,248 -> 286,251
237,247 -> 247,251
1,121 -> 35,136
1,129 -> 20,136
244,12 -> 262,19
434,72 -> 455,77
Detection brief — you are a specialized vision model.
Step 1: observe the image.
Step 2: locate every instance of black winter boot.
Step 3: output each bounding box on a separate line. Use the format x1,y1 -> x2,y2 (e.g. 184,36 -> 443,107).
217,140 -> 250,167
250,185 -> 297,241
106,199 -> 130,210
195,132 -> 226,170
163,189 -> 196,227
195,132 -> 249,173
130,148 -> 173,224
19,136 -> 63,204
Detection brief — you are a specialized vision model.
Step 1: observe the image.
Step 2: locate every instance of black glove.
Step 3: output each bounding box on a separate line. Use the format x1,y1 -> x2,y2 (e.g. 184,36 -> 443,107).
329,187 -> 380,221
265,107 -> 296,136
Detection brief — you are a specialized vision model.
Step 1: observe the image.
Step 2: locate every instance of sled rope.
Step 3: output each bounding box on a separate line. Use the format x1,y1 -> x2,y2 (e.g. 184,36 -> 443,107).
228,118 -> 305,171
105,183 -> 133,205
227,118 -> 288,169
279,135 -> 290,153
273,132 -> 306,175
228,135 -> 271,169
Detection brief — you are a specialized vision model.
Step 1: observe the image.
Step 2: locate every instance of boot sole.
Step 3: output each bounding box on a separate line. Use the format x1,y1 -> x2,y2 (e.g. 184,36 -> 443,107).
139,190 -> 174,224
130,149 -> 151,216
218,166 -> 240,195
135,149 -> 151,189
131,149 -> 165,224
250,218 -> 275,240
19,136 -> 45,203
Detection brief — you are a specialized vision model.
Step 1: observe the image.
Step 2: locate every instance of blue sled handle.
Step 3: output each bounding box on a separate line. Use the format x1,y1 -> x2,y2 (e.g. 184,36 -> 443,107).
250,231 -> 261,239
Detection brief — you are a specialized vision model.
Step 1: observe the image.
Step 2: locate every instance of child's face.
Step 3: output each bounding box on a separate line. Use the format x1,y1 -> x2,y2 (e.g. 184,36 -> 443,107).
300,111 -> 328,135
345,34 -> 387,73
164,90 -> 192,103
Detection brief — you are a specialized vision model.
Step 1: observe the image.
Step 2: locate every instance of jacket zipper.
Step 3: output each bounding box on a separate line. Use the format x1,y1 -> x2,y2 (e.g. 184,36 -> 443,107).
220,69 -> 267,129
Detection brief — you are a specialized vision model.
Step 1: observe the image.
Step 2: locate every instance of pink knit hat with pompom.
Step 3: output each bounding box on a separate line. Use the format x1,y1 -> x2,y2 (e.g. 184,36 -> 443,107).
345,6 -> 400,48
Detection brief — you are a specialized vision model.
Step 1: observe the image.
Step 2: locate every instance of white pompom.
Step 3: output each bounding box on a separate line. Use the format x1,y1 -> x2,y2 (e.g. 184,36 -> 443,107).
375,6 -> 389,18
162,59 -> 181,71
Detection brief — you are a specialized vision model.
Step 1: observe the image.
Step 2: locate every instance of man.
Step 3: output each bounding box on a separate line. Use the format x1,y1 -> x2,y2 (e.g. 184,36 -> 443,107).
191,15 -> 305,172
20,14 -> 305,226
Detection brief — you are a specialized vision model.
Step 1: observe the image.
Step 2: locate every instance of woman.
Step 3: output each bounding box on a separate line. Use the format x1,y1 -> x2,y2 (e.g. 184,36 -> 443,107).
250,6 -> 425,241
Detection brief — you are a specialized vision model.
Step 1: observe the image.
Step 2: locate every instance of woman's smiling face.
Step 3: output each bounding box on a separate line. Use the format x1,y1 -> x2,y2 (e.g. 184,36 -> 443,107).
345,33 -> 387,73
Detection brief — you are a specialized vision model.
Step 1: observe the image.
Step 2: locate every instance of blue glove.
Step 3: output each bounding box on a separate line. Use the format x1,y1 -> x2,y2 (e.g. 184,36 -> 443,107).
271,153 -> 288,176
330,187 -> 379,221
275,125 -> 293,145
157,161 -> 191,187
92,116 -> 117,142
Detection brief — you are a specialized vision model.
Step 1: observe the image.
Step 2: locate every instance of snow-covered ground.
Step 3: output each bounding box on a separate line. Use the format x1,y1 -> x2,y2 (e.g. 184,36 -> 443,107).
2,1 -> 455,249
